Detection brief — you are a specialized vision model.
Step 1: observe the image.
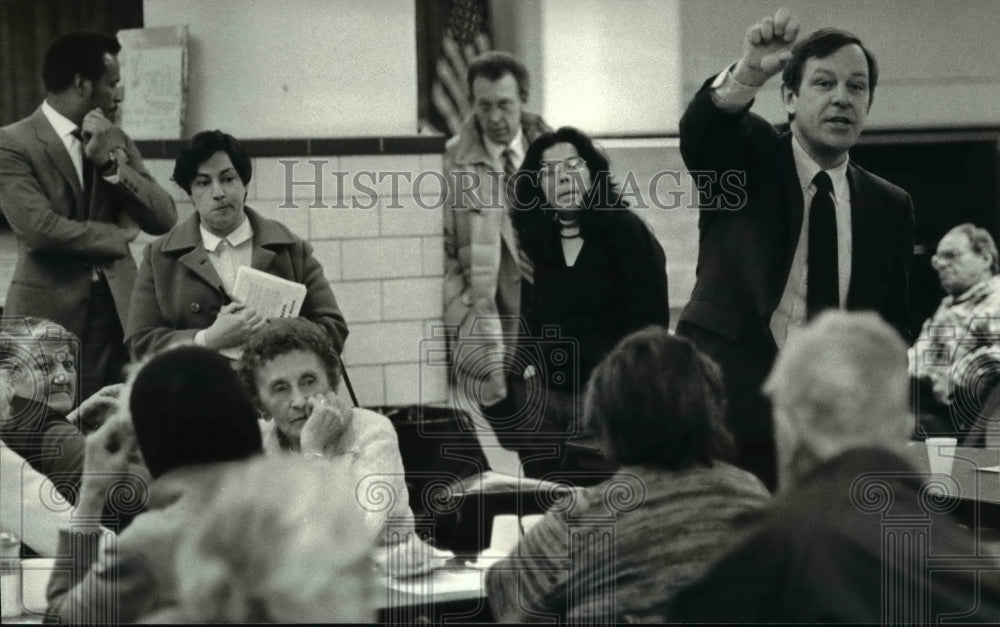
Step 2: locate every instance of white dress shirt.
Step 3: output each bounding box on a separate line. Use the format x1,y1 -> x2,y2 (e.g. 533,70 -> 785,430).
483,127 -> 526,170
41,100 -> 122,186
41,100 -> 85,187
710,68 -> 853,348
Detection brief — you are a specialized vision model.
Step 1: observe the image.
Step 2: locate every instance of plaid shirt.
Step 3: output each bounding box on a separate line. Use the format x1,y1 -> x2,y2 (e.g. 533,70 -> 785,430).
909,275 -> 1000,404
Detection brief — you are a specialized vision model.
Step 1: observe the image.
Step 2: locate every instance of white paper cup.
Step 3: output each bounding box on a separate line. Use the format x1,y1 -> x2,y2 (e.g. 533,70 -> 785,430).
925,437 -> 958,477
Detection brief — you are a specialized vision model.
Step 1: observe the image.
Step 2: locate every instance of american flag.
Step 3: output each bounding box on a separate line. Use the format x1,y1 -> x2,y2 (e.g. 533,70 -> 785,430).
430,0 -> 492,136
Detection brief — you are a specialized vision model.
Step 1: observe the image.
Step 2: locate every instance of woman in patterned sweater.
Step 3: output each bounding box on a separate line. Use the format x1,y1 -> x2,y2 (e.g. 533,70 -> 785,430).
485,326 -> 771,623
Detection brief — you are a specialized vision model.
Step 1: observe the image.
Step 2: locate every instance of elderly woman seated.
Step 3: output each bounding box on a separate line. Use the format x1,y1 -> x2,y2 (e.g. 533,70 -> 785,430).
146,456 -> 379,623
238,317 -> 445,575
124,130 -> 348,360
485,325 -> 771,623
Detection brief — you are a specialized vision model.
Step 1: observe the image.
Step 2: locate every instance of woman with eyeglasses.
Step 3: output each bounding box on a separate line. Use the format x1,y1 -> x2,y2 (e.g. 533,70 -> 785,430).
507,126 -> 670,479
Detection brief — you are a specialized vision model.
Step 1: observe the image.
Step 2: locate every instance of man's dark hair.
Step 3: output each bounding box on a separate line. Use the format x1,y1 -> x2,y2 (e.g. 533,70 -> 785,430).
42,32 -> 121,93
130,346 -> 263,479
466,50 -> 529,102
781,28 -> 879,110
172,130 -> 253,194
238,318 -> 343,410
584,325 -> 735,470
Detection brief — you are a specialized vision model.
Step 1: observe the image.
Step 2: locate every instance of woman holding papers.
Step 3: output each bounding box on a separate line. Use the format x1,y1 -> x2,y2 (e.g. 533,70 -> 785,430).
124,130 -> 347,360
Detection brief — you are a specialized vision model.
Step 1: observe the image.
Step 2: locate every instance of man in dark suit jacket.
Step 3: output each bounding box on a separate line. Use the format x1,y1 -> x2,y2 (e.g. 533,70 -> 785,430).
676,8 -> 914,490
0,32 -> 177,400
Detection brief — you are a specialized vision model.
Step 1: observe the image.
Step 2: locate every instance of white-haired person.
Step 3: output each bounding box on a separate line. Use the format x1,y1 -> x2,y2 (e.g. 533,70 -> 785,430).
668,311 -> 1000,622
238,317 -> 444,576
142,456 -> 379,623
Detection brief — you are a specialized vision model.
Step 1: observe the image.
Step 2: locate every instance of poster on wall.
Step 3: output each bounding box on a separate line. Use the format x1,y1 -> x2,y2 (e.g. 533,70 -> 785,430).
117,25 -> 188,140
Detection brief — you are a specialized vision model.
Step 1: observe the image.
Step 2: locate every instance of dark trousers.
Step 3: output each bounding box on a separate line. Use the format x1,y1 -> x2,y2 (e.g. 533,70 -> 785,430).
479,375 -> 614,483
480,375 -> 564,479
79,278 -> 128,400
677,320 -> 778,492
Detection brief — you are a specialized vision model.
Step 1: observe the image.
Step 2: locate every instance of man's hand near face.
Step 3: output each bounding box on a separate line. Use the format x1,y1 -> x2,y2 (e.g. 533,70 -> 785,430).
81,108 -> 127,165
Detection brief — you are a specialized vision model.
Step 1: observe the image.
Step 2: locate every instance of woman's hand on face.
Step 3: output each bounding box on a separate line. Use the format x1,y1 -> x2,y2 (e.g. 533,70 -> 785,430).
203,302 -> 268,349
300,392 -> 352,457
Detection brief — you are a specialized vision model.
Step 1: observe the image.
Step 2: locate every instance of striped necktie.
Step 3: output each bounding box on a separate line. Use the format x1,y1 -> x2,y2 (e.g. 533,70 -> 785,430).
69,128 -> 93,209
502,148 -> 533,284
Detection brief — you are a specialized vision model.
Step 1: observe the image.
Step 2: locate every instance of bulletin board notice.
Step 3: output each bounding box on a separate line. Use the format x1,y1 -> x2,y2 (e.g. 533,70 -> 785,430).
117,26 -> 189,140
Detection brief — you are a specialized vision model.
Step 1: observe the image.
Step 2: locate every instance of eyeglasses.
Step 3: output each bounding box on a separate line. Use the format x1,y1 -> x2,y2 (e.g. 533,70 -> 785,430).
931,249 -> 968,266
539,156 -> 588,177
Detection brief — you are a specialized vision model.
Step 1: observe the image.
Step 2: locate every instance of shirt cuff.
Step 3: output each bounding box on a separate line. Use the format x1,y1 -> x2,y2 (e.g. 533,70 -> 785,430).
710,65 -> 760,111
194,329 -> 208,346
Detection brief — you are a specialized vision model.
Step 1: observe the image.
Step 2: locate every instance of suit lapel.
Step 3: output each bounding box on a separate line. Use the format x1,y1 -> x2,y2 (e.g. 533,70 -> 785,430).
778,135 -> 805,285
845,164 -> 876,307
251,243 -> 276,271
165,215 -> 227,295
32,110 -> 85,214
178,247 -> 226,295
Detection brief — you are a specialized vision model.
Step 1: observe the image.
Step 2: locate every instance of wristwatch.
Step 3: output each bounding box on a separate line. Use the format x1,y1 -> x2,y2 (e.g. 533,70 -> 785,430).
98,147 -> 124,176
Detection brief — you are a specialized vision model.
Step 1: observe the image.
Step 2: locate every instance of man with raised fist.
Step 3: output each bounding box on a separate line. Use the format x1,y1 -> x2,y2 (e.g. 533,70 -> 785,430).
676,8 -> 914,490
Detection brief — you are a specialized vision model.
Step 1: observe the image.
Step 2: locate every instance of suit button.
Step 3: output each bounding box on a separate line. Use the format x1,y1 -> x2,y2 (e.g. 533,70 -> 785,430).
190,303 -> 201,313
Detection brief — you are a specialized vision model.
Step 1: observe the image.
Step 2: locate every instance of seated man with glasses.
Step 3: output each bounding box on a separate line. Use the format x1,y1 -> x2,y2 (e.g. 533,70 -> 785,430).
909,223 -> 1000,440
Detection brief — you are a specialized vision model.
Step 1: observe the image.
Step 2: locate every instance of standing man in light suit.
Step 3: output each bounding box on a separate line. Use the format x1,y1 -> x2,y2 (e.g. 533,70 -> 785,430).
0,32 -> 177,400
676,8 -> 914,490
442,51 -> 550,448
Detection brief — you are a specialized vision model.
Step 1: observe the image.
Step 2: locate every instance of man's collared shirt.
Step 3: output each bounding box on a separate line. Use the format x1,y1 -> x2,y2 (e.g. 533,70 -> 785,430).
41,100 -> 123,188
483,127 -> 526,171
709,68 -> 853,349
41,100 -> 85,187
770,135 -> 853,348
